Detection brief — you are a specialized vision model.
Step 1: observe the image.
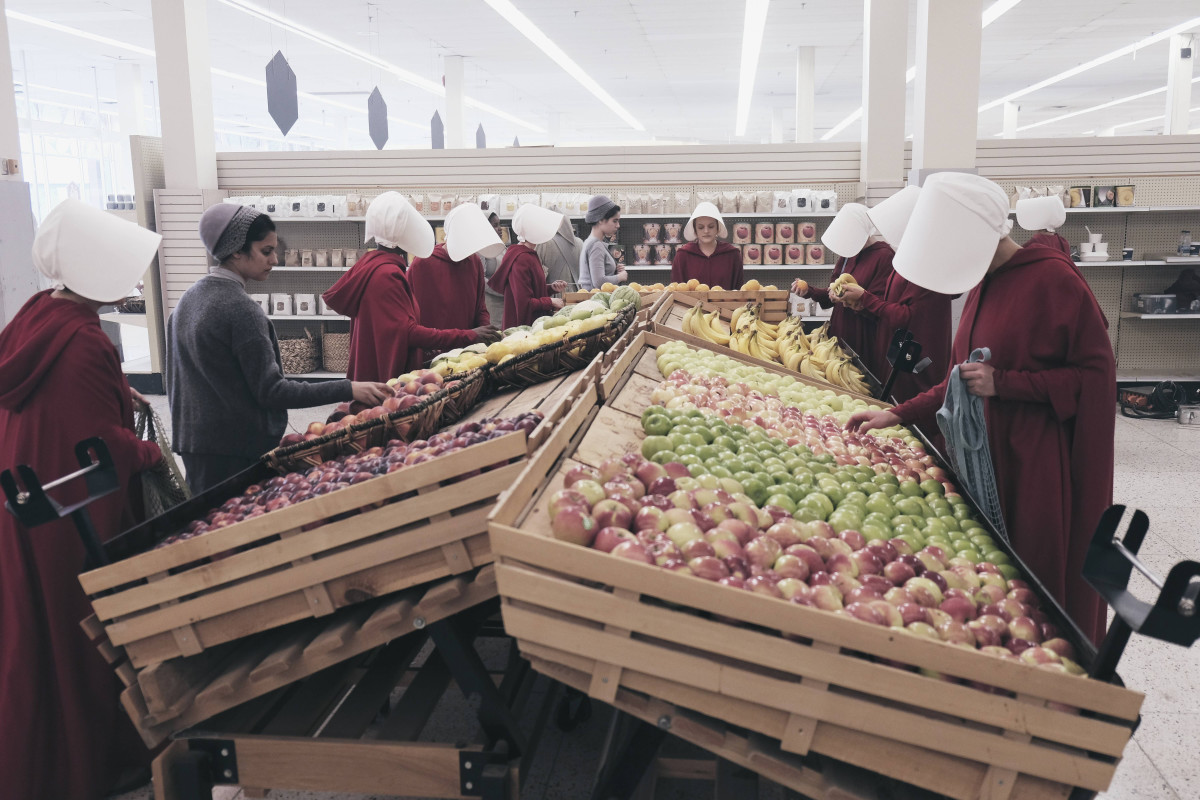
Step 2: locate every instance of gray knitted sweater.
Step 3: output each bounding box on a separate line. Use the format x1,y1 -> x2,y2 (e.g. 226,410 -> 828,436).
167,276 -> 352,458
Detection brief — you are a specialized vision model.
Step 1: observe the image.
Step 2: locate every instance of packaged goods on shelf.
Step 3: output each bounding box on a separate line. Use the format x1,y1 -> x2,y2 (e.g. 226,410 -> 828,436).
1094,186 -> 1117,207
674,191 -> 691,213
318,297 -> 339,316
300,249 -> 313,267
797,220 -> 818,243
764,243 -> 783,265
696,190 -> 718,209
262,196 -> 288,216
271,293 -> 293,316
654,245 -> 673,266
784,243 -> 806,265
755,222 -> 775,244
345,192 -> 364,216
743,244 -> 763,264
344,249 -> 359,266
732,221 -> 752,244
313,195 -> 341,218
633,245 -> 652,266
609,244 -> 625,265
478,193 -> 500,215
426,193 -> 443,216
771,190 -> 791,214
648,192 -> 666,214
407,194 -> 424,214
284,249 -> 299,266
720,190 -> 739,214
663,222 -> 682,243
790,187 -> 813,212
313,250 -> 328,267
249,294 -> 270,315
500,194 -> 519,217
435,226 -> 446,244
642,222 -> 662,244
806,244 -> 827,265
226,195 -> 262,211
294,294 -> 317,315
812,189 -> 838,212
1116,185 -> 1135,206
330,248 -> 344,267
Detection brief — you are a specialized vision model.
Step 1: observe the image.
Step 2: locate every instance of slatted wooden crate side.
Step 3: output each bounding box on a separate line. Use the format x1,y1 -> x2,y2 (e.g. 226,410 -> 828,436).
519,643 -> 1074,800
80,432 -> 527,596
121,567 -> 498,748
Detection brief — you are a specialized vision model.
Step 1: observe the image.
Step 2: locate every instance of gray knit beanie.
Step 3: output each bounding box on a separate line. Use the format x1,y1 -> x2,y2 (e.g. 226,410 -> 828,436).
585,195 -> 619,224
199,204 -> 265,261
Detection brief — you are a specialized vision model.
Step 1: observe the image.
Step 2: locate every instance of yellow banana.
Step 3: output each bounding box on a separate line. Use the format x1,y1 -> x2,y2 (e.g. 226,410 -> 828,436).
701,311 -> 731,346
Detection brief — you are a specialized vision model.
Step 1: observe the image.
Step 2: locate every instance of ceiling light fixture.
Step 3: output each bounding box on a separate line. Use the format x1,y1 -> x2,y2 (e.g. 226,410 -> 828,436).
734,0 -> 770,137
216,0 -> 545,133
978,15 -> 1200,113
821,0 -> 1022,141
5,9 -> 155,56
480,0 -> 643,131
1012,75 -> 1200,133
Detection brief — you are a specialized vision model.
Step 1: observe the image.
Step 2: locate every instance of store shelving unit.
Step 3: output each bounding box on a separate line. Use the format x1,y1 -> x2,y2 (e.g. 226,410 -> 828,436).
1119,313 -> 1200,320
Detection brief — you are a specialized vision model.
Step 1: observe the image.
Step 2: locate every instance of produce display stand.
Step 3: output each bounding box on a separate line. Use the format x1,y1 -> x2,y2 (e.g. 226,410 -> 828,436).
77,357 -> 601,670
487,329 -> 1144,800
148,585 -> 549,800
569,289 -> 788,322
652,292 -> 884,399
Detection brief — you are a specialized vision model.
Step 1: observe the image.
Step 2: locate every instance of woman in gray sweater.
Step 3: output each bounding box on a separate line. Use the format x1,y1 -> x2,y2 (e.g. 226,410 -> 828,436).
167,204 -> 389,493
578,195 -> 628,291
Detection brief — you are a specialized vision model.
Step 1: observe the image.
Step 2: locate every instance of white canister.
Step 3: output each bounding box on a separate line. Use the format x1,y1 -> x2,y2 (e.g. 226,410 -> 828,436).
294,293 -> 317,315
249,294 -> 271,315
270,293 -> 292,317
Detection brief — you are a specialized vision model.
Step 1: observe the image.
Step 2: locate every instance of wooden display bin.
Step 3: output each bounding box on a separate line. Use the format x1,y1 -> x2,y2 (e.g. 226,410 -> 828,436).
487,330 -> 1142,799
653,292 -> 883,398
566,289 -> 787,322
82,362 -> 601,669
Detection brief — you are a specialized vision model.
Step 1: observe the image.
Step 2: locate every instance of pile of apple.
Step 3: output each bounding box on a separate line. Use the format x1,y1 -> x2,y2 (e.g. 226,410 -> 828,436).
548,452 -> 1082,677
279,369 -> 454,446
158,410 -> 543,549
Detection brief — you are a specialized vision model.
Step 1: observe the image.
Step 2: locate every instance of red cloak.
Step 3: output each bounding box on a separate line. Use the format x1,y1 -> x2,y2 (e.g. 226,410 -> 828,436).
807,241 -> 894,368
1025,231 -> 1072,259
323,250 -> 479,381
670,242 -> 744,289
408,244 -> 490,336
0,291 -> 161,800
890,247 -> 1115,644
488,243 -> 557,329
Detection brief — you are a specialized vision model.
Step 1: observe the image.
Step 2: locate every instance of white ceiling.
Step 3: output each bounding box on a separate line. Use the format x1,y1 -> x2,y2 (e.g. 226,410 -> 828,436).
6,0 -> 1200,150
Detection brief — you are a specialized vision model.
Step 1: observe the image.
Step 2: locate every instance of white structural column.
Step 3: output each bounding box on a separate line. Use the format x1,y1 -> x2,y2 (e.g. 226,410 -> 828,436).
117,63 -> 146,138
910,0 -> 982,182
770,107 -> 784,143
0,0 -> 40,327
794,46 -> 815,143
859,0 -> 907,204
1002,101 -> 1019,139
151,0 -> 217,188
444,55 -> 465,149
1164,34 -> 1194,135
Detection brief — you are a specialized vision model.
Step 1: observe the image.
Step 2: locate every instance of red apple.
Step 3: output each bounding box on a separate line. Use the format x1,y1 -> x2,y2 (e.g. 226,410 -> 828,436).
883,560 -> 917,587
564,464 -> 602,488
680,538 -> 715,561
939,595 -> 978,624
548,489 -> 589,518
572,479 -> 606,507
1007,587 -> 1041,609
1019,646 -> 1062,666
845,602 -> 886,626
809,584 -> 844,611
688,556 -> 729,581
897,602 -> 928,626
870,600 -> 905,628
777,578 -> 810,602
937,620 -> 977,647
1008,616 -> 1042,643
850,549 -> 884,576
784,544 -> 825,576
592,499 -> 633,530
716,517 -> 756,545
772,553 -> 811,581
826,552 -> 859,578
551,507 -> 597,546
905,576 -> 944,607
666,521 -> 705,549
648,477 -> 677,496
593,527 -> 636,553
744,536 -> 783,569
906,621 -> 940,640
611,540 -> 653,564
838,530 -> 867,550
634,506 -> 666,532
765,520 -> 806,548
745,575 -> 783,598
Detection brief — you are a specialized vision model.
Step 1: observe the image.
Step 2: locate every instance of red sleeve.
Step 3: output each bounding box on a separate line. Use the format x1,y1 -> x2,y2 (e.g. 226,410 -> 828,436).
76,331 -> 162,472
473,258 -> 491,327
730,250 -> 744,290
407,322 -> 479,352
891,375 -> 948,426
991,367 -> 1083,421
807,286 -> 833,308
671,251 -> 686,283
515,255 -> 555,323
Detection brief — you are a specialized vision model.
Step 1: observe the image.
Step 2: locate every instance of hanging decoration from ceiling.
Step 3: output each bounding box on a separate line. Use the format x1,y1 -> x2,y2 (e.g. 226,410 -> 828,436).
476,124 -> 486,149
265,51 -> 298,136
368,87 -> 388,150
512,136 -> 520,147
431,110 -> 445,150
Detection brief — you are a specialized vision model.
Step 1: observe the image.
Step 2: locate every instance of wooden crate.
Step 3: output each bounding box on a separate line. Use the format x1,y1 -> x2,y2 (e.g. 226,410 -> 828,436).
487,332 -> 1142,800
82,362 -> 601,668
653,293 -> 882,400
84,567 -> 499,748
567,289 -> 787,322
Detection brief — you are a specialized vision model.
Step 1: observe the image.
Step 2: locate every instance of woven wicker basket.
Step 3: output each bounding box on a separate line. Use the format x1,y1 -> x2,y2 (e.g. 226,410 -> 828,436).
440,368 -> 488,426
278,330 -> 320,375
322,331 -> 350,373
489,305 -> 635,391
384,392 -> 448,442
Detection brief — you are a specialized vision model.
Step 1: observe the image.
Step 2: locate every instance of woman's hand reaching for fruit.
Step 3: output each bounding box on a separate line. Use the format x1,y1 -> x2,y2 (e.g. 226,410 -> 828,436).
845,409 -> 901,434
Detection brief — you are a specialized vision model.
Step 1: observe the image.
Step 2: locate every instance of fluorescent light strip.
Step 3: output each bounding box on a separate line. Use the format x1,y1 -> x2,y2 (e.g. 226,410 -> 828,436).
1012,75 -> 1200,133
480,0 -> 642,131
735,0 -> 770,137
24,97 -> 117,116
217,0 -> 545,133
6,9 -> 155,56
979,15 -> 1200,113
1111,105 -> 1200,131
18,81 -> 117,104
821,0 -> 1021,141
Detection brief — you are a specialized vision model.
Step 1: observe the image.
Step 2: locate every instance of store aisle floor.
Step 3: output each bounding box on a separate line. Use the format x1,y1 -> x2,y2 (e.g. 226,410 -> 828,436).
111,408 -> 1197,800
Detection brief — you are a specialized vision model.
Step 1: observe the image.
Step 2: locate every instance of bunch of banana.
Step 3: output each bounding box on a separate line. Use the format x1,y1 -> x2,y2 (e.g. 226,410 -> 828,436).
680,304 -> 731,346
829,273 -> 858,299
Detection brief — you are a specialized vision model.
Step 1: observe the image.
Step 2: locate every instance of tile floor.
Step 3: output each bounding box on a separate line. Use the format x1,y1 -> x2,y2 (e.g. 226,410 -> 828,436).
116,406 -> 1198,800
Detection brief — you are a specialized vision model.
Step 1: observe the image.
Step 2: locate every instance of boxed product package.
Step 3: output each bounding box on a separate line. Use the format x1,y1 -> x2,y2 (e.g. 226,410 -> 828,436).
478,194 -> 500,215
633,245 -> 652,266
813,191 -> 838,212
1116,185 -> 1135,207
294,293 -> 317,315
284,249 -> 300,267
731,221 -> 753,245
300,250 -> 314,267
249,294 -> 271,315
312,196 -> 338,218
675,192 -> 692,214
441,195 -> 458,215
270,293 -> 293,316
755,222 -> 775,244
776,221 -> 796,243
806,244 -> 827,265
518,193 -> 540,210
330,249 -> 344,268
344,249 -> 359,266
456,194 -> 476,210
772,191 -> 791,214
664,223 -> 682,243
790,188 -> 813,212
435,226 -> 447,244
319,297 -> 340,316
735,190 -> 753,213
720,191 -> 739,214
499,195 -> 519,217
796,220 -> 818,243
1093,186 -> 1116,207
426,194 -> 443,217
643,222 -> 662,244
1047,186 -> 1068,208
262,196 -> 288,216
764,244 -> 783,265
1069,187 -> 1091,208
743,244 -> 763,265
500,227 -> 512,245
654,245 -> 673,266
345,193 -> 364,217
229,196 -> 263,212
609,244 -> 625,266
696,190 -> 719,209
783,243 -> 806,265
288,196 -> 311,217
407,194 -> 424,215
756,190 -> 774,213
313,250 -> 328,267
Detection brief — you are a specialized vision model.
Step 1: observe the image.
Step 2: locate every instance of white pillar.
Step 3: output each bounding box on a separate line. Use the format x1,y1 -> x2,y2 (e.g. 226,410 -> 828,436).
770,107 -> 784,143
910,0 -> 982,182
444,55 -> 465,149
794,46 -> 815,143
1164,34 -> 1194,135
860,0 -> 908,204
548,112 -> 561,145
0,0 -> 40,327
0,0 -> 20,180
150,0 -> 217,188
117,63 -> 146,137
1002,101 -> 1019,139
